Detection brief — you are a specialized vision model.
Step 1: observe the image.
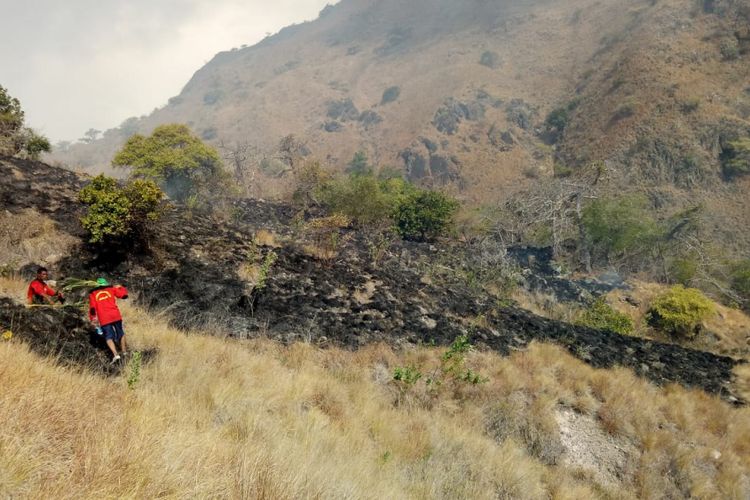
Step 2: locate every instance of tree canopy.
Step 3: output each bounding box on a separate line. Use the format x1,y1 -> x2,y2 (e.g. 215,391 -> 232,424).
112,124 -> 225,202
0,85 -> 50,159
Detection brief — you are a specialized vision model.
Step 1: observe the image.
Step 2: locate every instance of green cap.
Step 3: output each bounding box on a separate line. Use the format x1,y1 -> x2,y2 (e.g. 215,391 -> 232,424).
96,277 -> 109,286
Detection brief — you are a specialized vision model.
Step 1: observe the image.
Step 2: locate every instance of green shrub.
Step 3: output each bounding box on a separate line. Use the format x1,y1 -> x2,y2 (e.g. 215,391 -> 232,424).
668,256 -> 699,285
680,98 -> 700,113
479,51 -> 500,69
345,151 -> 371,176
0,86 -> 50,158
731,260 -> 750,306
393,366 -> 422,385
719,37 -> 739,60
582,195 -> 661,263
381,86 -> 401,105
647,285 -> 715,337
320,174 -> 403,228
721,138 -> 750,178
112,124 -> 226,202
79,175 -> 163,244
545,99 -> 579,135
576,297 -> 634,335
393,190 -> 459,241
21,130 -> 51,159
0,85 -> 24,153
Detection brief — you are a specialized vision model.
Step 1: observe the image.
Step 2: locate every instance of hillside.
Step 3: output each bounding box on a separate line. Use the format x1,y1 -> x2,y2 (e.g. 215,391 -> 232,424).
1,156 -> 750,497
49,0 -> 750,258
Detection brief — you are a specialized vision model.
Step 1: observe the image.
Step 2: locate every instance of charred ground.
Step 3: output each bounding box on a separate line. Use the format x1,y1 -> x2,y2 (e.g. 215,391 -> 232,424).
0,156 -> 743,400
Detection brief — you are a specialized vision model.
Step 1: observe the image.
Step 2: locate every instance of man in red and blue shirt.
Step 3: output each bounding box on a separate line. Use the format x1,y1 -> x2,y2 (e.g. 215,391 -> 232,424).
27,267 -> 64,305
88,277 -> 129,363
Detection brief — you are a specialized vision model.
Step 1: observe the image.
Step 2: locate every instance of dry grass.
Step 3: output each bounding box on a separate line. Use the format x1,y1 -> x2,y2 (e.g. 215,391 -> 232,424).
1,280 -> 749,498
0,209 -> 77,272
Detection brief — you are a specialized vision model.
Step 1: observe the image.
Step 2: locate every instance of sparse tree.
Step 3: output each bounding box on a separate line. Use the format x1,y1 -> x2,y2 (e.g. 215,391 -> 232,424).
80,128 -> 101,144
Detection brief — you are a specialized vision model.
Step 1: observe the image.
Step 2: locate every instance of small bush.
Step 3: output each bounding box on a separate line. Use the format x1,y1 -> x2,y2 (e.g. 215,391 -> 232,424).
393,190 -> 459,241
719,37 -> 739,60
680,98 -> 700,113
576,297 -> 634,335
79,175 -> 163,244
611,101 -> 636,123
393,366 -> 422,385
479,51 -> 500,69
582,195 -> 661,263
320,174 -> 401,228
19,129 -> 51,160
720,138 -> 750,178
731,260 -> 750,307
647,285 -> 715,338
381,86 -> 401,105
345,151 -> 372,176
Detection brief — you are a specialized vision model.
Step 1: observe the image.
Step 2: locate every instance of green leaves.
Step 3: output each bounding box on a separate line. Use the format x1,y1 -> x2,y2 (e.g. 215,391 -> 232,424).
647,285 -> 715,338
393,189 -> 459,241
78,175 -> 163,244
721,138 -> 750,179
112,124 -> 224,202
582,195 -> 661,262
576,297 -> 634,335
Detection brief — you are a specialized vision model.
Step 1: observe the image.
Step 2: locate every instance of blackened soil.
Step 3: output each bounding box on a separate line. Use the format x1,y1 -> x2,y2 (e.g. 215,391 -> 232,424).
0,298 -> 155,374
0,158 -> 744,401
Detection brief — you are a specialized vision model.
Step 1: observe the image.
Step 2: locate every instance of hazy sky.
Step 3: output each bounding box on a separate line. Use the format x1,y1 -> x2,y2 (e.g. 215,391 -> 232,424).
0,0 -> 335,142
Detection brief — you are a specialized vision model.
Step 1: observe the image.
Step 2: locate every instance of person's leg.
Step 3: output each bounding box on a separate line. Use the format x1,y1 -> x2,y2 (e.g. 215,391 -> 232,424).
120,335 -> 127,355
105,339 -> 118,357
102,323 -> 120,360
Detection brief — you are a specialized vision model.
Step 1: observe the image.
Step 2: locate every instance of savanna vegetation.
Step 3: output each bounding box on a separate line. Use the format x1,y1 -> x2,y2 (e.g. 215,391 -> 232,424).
1,276 -> 748,499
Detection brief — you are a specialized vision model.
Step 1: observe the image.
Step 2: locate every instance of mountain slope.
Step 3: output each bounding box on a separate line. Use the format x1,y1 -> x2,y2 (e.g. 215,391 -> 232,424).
51,0 -> 749,245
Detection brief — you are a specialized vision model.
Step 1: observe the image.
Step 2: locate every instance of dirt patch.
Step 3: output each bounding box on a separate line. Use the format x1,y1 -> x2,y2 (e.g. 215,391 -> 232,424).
555,407 -> 636,487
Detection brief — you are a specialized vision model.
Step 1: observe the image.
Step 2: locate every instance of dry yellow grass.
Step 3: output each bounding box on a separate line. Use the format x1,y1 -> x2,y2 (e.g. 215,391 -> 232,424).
0,209 -> 77,272
1,283 -> 749,498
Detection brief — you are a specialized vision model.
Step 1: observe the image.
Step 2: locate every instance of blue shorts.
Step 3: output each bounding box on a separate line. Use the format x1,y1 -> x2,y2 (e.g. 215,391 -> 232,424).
101,320 -> 125,342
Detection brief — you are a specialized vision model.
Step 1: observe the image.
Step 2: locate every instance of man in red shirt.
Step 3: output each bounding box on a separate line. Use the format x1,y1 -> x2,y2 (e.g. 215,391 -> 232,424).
27,267 -> 64,305
88,277 -> 129,363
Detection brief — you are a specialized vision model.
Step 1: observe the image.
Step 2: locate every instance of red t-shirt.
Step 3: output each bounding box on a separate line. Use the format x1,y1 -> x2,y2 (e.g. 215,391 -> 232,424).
27,280 -> 57,303
88,286 -> 128,326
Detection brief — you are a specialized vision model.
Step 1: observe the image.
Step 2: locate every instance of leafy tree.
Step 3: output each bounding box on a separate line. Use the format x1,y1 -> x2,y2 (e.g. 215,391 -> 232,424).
582,195 -> 661,263
0,85 -> 51,158
345,150 -> 371,176
112,124 -> 225,202
80,128 -> 101,144
19,129 -> 51,159
393,189 -> 459,241
0,85 -> 24,143
320,173 -> 400,227
731,260 -> 750,307
78,175 -> 163,244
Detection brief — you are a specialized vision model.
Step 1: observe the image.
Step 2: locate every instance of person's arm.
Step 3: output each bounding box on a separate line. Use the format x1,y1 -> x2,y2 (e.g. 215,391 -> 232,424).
88,293 -> 97,323
27,283 -> 35,304
43,285 -> 57,304
113,286 -> 129,299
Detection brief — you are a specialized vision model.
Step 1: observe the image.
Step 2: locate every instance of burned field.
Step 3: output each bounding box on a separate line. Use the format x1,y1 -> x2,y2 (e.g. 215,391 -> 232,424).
0,156 -> 744,400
